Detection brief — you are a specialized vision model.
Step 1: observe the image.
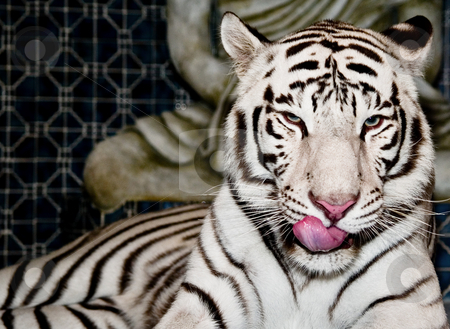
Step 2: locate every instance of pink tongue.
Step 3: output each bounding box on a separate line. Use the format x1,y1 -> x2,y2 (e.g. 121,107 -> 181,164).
293,216 -> 347,252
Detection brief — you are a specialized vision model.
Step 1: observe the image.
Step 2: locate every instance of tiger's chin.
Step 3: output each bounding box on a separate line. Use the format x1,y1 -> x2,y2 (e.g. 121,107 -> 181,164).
283,230 -> 359,276
291,243 -> 358,276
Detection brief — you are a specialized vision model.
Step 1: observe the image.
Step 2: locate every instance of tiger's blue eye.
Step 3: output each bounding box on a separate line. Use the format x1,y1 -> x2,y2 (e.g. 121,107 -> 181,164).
286,113 -> 302,123
364,116 -> 382,128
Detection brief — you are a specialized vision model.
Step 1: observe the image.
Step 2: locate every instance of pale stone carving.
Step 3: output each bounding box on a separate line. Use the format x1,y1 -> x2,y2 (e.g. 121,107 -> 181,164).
84,0 -> 449,212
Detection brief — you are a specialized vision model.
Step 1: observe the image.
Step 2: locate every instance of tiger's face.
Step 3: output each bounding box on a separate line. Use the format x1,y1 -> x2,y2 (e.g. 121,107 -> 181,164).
222,15 -> 434,275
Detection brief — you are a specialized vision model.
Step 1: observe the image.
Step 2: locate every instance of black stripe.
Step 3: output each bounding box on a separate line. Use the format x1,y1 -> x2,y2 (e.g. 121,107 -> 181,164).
346,63 -> 377,76
275,94 -> 293,105
198,228 -> 249,317
322,89 -> 333,104
252,106 -> 267,170
286,41 -> 315,58
80,302 -> 132,327
348,31 -> 388,49
302,27 -> 339,34
143,252 -> 190,296
145,259 -> 188,325
359,275 -> 433,318
148,291 -> 177,327
387,117 -> 423,180
282,33 -> 323,43
371,123 -> 394,138
66,306 -> 99,329
181,282 -> 227,329
266,120 -> 283,140
99,297 -> 115,305
1,260 -> 30,309
34,307 -> 52,329
320,39 -> 344,52
120,243 -> 186,294
210,206 -> 264,319
378,100 -> 392,111
183,232 -> 200,241
263,153 -> 277,165
235,111 -> 253,181
235,110 -> 247,155
312,95 -> 318,113
347,44 -> 382,63
390,82 -> 400,106
264,85 -> 274,103
332,35 -> 387,53
354,207 -> 382,223
325,55 -> 332,68
1,310 -> 14,329
427,215 -> 437,252
80,303 -> 121,314
274,164 -> 287,177
380,131 -> 399,150
385,108 -> 406,174
328,237 -> 409,319
276,117 -> 295,133
360,82 -> 376,94
228,179 -> 298,303
24,235 -> 92,306
352,94 -> 357,117
264,68 -> 275,78
242,21 -> 270,44
304,73 -> 332,90
235,111 -> 273,185
377,208 -> 412,231
138,255 -> 189,323
289,60 -> 319,72
289,80 -> 306,90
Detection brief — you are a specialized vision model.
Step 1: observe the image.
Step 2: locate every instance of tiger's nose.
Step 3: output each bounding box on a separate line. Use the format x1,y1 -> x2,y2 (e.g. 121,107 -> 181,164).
311,195 -> 358,222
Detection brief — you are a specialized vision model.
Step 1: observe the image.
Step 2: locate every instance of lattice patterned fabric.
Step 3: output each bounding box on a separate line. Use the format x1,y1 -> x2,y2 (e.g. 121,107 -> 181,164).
0,0 -> 449,305
0,0 -> 192,267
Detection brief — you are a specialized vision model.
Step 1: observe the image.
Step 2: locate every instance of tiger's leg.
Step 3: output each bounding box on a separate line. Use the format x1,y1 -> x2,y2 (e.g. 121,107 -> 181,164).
0,297 -> 133,329
0,205 -> 205,311
351,301 -> 449,329
350,275 -> 449,329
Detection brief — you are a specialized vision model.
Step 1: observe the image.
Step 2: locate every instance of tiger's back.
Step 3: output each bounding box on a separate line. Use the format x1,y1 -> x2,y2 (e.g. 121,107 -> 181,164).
0,204 -> 208,328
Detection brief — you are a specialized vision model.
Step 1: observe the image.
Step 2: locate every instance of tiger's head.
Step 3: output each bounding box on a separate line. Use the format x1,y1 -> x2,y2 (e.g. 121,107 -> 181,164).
221,13 -> 435,275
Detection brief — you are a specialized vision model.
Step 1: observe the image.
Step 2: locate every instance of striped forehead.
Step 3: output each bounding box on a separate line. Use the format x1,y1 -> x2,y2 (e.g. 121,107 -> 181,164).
269,26 -> 390,80
259,30 -> 392,116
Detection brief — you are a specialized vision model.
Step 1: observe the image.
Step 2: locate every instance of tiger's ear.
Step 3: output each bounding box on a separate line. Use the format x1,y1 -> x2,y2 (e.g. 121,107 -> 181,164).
382,16 -> 433,76
221,12 -> 270,77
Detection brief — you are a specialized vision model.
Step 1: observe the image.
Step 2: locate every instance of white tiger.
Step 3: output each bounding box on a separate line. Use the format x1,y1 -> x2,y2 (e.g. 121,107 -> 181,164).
156,12 -> 448,329
0,12 -> 448,329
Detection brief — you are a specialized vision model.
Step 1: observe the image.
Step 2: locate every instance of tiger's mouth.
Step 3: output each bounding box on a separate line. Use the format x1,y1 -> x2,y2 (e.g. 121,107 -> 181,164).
293,233 -> 354,253
292,216 -> 354,252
